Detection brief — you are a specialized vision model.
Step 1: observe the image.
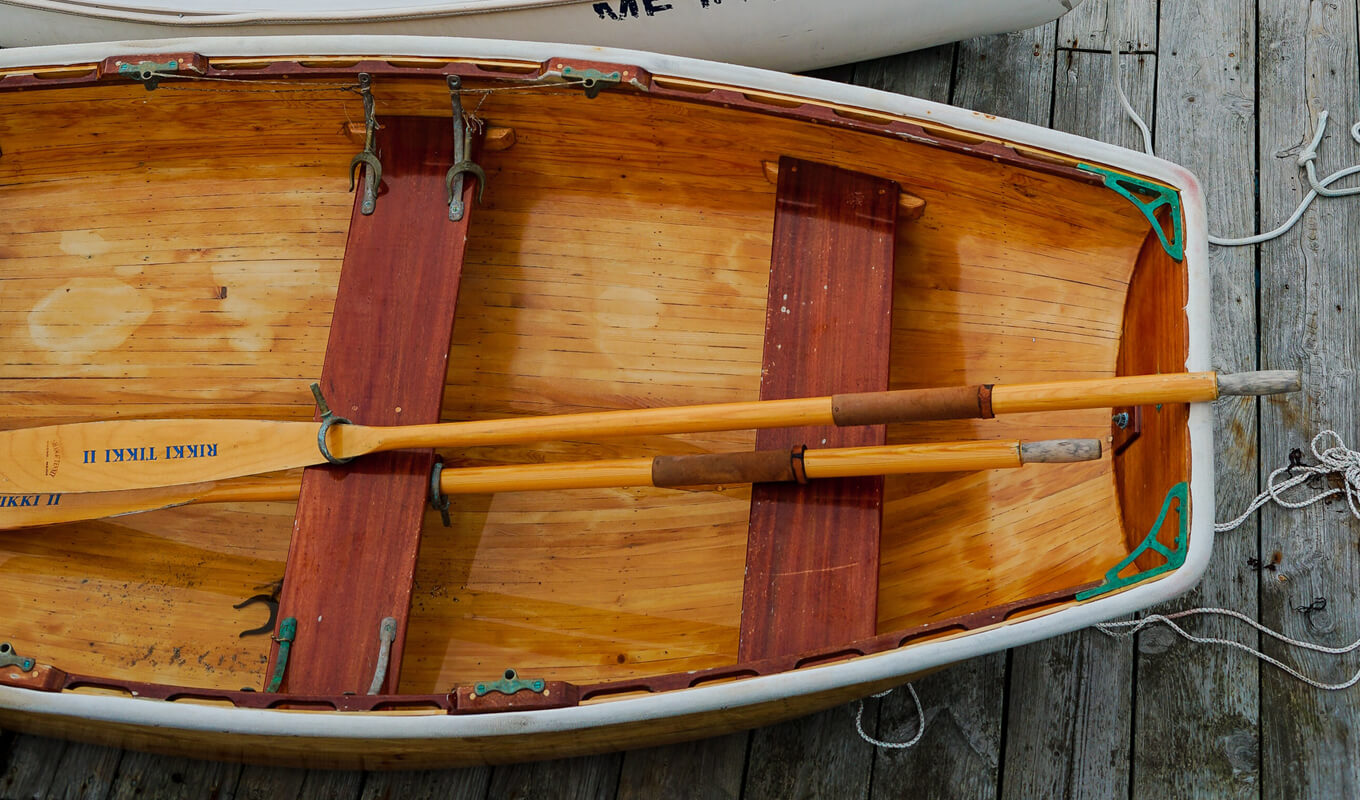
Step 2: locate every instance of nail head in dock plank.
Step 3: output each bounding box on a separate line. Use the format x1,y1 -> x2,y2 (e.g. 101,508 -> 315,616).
6,1 -> 1360,795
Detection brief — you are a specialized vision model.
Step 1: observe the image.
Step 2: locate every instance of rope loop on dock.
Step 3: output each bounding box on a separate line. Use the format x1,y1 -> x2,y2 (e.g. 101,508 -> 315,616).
854,684 -> 924,750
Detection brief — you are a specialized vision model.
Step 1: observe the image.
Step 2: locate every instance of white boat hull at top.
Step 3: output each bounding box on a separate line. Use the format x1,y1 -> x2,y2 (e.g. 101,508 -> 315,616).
0,0 -> 1082,70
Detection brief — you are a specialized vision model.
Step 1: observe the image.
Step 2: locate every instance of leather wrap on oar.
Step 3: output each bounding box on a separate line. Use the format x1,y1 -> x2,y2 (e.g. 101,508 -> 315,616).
651,447 -> 807,487
831,384 -> 994,426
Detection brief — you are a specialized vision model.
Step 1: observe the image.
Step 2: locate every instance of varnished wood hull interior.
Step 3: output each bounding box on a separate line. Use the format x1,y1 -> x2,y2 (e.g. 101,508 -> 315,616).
0,40 -> 1208,767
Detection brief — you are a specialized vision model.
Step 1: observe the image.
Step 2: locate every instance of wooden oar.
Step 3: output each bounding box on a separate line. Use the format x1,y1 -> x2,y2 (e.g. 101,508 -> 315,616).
0,370 -> 1295,494
0,438 -> 1098,531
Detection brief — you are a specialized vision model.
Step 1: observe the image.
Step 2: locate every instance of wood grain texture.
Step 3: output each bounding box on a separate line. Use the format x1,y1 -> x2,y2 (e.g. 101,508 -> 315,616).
869,661 -> 1003,800
1058,0 -> 1157,52
0,60 -> 1163,771
743,705 -> 875,799
0,9 -> 1354,796
848,44 -> 956,100
1112,236 -> 1191,562
739,156 -> 898,661
272,116 -> 471,695
1002,630 -> 1133,799
954,23 -> 1059,126
998,12 -> 1153,797
358,766 -> 490,799
105,749 -> 239,800
857,42 -> 1001,800
34,740 -> 123,800
0,735 -> 70,798
233,765 -> 311,800
1133,0 -> 1262,796
488,753 -> 622,800
615,733 -> 746,800
1258,0 -> 1360,798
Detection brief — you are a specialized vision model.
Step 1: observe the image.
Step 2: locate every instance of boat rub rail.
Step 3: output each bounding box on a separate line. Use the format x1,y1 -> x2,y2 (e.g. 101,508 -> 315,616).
1,580 -> 1097,713
0,50 -> 1171,195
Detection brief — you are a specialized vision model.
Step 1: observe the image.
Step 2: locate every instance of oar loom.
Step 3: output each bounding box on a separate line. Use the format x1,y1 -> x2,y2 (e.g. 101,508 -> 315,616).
0,437 -> 1099,530
0,370 -> 1298,495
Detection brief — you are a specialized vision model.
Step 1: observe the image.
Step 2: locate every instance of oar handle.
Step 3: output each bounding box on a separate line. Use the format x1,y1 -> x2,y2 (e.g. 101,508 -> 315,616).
442,438 -> 1102,494
830,370 -> 1301,424
1216,370 -> 1302,396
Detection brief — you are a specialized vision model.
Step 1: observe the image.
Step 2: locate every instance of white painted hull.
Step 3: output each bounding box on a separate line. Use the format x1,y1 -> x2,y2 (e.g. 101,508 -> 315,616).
0,0 -> 1082,70
0,35 -> 1211,768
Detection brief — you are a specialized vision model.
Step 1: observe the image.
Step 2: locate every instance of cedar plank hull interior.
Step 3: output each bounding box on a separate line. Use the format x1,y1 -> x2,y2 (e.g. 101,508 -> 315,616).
0,41 -> 1209,768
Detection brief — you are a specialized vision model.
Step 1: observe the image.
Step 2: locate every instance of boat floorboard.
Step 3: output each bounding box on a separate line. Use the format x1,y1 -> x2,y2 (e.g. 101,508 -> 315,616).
2,0 -> 1354,794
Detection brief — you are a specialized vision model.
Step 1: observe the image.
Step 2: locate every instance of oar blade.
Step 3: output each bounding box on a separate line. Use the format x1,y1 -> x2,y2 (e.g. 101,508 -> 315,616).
0,419 -> 322,494
0,484 -> 209,530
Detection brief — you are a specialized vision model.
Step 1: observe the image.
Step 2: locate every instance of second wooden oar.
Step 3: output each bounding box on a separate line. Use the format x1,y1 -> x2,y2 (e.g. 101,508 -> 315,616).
0,438 -> 1098,530
0,370 -> 1293,494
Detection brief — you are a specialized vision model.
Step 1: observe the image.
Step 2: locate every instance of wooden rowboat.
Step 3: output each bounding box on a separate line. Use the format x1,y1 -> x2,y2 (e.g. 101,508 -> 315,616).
0,0 -> 1084,70
0,37 -> 1229,769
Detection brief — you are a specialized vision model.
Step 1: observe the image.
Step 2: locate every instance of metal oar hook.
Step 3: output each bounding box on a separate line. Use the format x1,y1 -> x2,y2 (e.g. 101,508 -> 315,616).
348,73 -> 382,215
445,75 -> 487,221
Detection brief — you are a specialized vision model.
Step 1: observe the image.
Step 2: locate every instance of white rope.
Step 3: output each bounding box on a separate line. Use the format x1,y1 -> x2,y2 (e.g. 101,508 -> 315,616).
1106,0 -> 1154,156
1103,0 -> 1360,247
1214,430 -> 1360,532
1096,608 -> 1360,691
855,684 -> 925,749
1094,432 -> 1360,690
1210,113 -> 1360,246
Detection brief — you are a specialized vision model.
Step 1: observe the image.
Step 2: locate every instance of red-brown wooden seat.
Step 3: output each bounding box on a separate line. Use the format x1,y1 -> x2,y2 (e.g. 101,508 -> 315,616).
739,156 -> 900,661
269,117 -> 478,694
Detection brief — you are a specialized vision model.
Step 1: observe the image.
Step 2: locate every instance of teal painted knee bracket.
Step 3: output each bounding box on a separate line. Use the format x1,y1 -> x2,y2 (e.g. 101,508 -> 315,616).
1077,481 -> 1188,600
1079,163 -> 1185,262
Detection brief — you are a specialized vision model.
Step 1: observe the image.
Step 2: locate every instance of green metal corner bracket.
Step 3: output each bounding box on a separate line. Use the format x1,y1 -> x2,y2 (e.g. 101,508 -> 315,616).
1077,481 -> 1189,601
1079,163 -> 1185,262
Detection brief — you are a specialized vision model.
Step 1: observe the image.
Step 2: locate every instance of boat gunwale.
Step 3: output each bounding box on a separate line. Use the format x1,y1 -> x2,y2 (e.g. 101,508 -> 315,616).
10,579 -> 1101,712
0,34 -> 1215,754
0,37 -> 1183,197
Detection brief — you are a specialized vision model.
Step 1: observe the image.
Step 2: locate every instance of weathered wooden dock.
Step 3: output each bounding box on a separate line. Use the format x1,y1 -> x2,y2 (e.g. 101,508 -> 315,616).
3,0 -> 1357,796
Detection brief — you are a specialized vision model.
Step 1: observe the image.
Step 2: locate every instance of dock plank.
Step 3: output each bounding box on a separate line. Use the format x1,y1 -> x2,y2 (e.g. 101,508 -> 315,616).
616,734 -> 747,800
869,660 -> 1004,800
487,754 -> 621,800
743,706 -> 876,800
862,29 -> 1040,800
34,741 -> 122,800
1258,0 -> 1360,798
1003,634 -> 1133,799
233,766 -> 311,800
0,736 -> 122,800
104,750 -> 239,800
995,4 -> 1155,796
1130,0 -> 1263,796
0,735 -> 76,798
357,766 -> 490,799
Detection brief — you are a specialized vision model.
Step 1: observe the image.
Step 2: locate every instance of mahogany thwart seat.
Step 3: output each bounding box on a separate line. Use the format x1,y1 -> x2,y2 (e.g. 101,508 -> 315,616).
739,156 -> 901,661
269,117 -> 478,694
